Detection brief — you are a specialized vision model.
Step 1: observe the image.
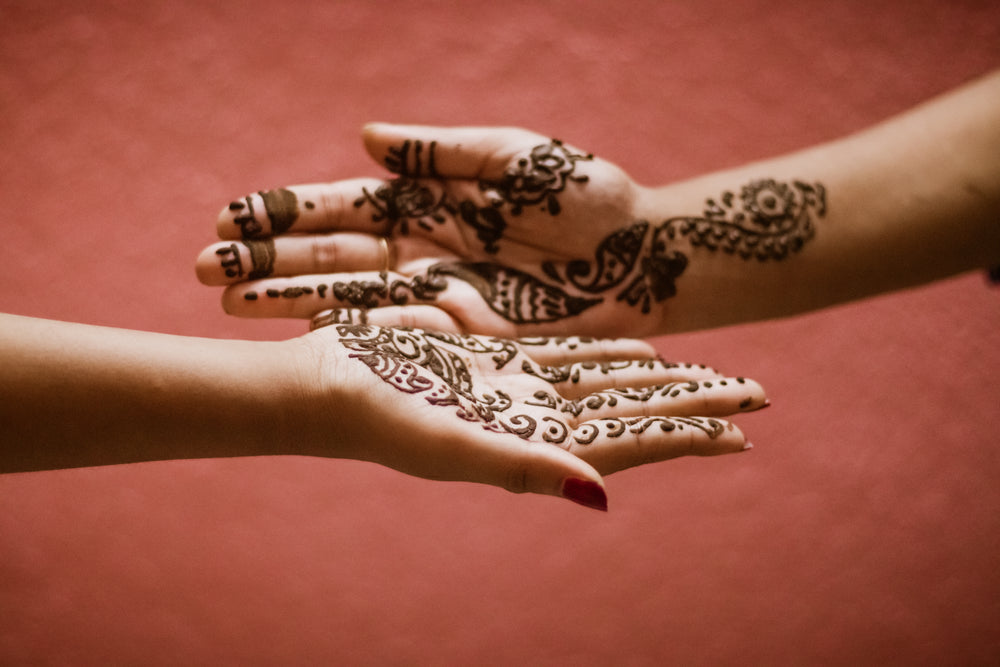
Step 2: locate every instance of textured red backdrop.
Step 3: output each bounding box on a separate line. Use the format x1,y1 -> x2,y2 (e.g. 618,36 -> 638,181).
2,1 -> 999,664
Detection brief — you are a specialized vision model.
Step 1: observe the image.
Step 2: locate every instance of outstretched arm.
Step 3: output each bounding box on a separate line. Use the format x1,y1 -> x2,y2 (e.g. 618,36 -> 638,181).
196,69 -> 1000,337
0,313 -> 767,511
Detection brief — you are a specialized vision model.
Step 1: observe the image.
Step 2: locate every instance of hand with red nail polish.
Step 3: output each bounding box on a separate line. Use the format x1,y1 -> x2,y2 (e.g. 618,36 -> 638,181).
1,314 -> 765,511
289,321 -> 765,511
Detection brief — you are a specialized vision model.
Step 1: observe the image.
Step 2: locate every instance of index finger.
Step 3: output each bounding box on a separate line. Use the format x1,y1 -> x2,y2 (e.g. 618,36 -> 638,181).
362,122 -> 581,180
216,178 -> 396,240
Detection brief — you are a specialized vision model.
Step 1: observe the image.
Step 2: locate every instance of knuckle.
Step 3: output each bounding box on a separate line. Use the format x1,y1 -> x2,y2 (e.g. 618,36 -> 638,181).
311,236 -> 338,269
502,463 -> 530,495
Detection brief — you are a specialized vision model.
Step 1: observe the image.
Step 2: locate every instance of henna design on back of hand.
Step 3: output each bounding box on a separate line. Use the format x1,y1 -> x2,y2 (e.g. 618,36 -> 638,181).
353,179 -> 451,236
370,138 -> 592,254
480,139 -> 592,215
458,178 -> 825,321
429,263 -> 602,324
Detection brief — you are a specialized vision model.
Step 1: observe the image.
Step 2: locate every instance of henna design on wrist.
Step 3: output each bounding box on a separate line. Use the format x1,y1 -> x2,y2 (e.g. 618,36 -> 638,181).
666,179 -> 825,260
537,179 -> 824,315
239,179 -> 822,327
229,188 -> 308,238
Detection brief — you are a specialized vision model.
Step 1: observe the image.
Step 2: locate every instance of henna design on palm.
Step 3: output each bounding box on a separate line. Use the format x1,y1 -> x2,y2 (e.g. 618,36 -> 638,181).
333,326 -> 748,454
337,325 -> 548,440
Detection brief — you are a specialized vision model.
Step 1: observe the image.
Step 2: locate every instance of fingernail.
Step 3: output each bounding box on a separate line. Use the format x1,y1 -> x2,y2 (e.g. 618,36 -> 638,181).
561,478 -> 608,512
743,399 -> 771,413
742,441 -> 754,451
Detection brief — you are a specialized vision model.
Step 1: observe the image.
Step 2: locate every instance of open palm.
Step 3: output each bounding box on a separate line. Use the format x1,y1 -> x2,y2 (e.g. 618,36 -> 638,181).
300,322 -> 764,509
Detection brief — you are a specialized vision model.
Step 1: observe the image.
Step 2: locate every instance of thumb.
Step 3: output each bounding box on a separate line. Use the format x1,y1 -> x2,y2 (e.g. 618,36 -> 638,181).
472,429 -> 610,512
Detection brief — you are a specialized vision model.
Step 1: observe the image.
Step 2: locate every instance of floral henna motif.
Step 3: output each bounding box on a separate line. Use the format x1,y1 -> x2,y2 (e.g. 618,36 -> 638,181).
353,178 -> 451,236
482,139 -> 592,215
245,178 -> 823,326
537,178 -> 824,315
370,138 -> 592,254
334,326 -> 737,450
666,179 -> 825,260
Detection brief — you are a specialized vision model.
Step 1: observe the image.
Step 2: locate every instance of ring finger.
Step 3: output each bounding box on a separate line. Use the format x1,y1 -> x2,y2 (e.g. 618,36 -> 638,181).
195,232 -> 394,286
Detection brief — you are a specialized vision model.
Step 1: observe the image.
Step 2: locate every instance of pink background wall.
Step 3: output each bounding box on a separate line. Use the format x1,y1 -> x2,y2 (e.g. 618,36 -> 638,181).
2,1 -> 998,664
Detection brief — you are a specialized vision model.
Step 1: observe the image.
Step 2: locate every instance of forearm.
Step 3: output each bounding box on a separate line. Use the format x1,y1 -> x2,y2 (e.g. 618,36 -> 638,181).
0,314 -> 325,472
640,70 -> 1000,332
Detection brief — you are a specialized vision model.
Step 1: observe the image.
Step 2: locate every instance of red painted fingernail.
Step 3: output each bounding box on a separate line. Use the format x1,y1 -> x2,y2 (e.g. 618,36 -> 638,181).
561,478 -> 608,512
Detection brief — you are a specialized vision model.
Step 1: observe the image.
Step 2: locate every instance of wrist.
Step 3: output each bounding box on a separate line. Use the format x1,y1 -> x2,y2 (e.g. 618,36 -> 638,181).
270,332 -> 362,462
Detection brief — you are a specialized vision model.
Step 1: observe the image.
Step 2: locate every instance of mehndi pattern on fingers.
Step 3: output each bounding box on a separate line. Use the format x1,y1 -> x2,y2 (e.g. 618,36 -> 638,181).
572,416 -> 728,445
215,239 -> 277,280
229,188 -> 312,238
368,138 -> 592,254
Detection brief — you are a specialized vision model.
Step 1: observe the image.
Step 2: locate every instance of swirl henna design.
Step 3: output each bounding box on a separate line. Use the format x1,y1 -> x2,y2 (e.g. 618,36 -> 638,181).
370,138 -> 592,254
666,179 -> 826,261
239,179 -> 823,325
524,378 -> 738,417
539,178 -> 825,315
522,359 -> 683,385
336,325 -> 554,442
572,416 -> 727,446
429,263 -> 602,324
